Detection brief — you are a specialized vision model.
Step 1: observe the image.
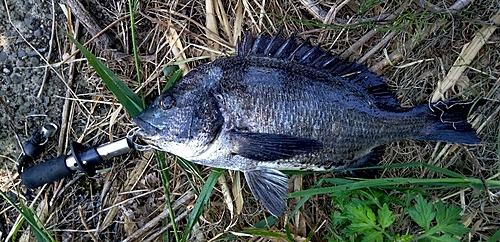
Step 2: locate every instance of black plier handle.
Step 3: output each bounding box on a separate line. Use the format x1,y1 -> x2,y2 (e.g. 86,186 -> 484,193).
19,123 -> 134,188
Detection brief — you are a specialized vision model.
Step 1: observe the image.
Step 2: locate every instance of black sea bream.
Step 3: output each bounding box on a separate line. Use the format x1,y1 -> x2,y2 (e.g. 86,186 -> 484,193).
133,32 -> 481,217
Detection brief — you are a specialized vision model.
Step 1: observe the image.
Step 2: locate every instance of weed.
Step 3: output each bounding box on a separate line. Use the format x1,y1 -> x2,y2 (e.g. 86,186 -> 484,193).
327,189 -> 469,242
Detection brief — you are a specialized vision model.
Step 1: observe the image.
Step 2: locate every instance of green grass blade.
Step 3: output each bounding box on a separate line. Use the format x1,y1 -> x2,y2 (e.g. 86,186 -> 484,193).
163,66 -> 183,92
127,0 -> 145,109
487,228 -> 500,242
155,151 -> 180,242
66,34 -> 144,118
19,202 -> 52,242
290,177 -> 500,198
175,157 -> 202,195
0,191 -> 55,242
420,163 -> 465,179
181,168 -> 223,242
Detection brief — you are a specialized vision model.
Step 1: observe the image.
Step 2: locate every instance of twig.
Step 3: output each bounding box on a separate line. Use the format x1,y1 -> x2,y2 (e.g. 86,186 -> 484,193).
293,175 -> 306,237
344,2 -> 408,61
205,0 -> 220,60
370,0 -> 472,75
357,30 -> 396,63
62,14 -> 130,63
299,0 -> 394,26
142,210 -> 190,242
370,20 -> 445,75
57,21 -> 79,156
122,192 -> 194,242
233,0 -> 243,45
299,0 -> 327,21
431,8 -> 500,102
66,0 -> 113,51
463,147 -> 491,201
218,172 -> 234,218
449,0 -> 472,13
78,205 -> 99,242
37,0 -> 57,97
138,10 -> 233,49
340,29 -> 379,60
323,0 -> 351,25
417,0 -> 471,14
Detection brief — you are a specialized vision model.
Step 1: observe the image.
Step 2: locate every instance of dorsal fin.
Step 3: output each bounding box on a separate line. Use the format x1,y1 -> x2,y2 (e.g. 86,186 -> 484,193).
236,31 -> 402,111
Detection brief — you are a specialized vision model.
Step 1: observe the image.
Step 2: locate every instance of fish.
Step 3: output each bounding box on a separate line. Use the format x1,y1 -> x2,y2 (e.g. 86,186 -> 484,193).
133,31 -> 481,217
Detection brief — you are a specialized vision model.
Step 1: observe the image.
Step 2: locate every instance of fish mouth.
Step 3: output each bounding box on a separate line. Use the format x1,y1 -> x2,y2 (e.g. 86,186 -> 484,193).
133,116 -> 161,137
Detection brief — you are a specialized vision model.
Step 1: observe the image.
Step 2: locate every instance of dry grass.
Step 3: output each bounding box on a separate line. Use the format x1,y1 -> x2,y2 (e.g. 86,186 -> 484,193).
1,0 -> 500,241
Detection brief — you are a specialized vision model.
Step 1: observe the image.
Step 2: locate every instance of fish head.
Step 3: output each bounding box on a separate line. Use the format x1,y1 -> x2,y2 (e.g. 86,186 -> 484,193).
133,77 -> 224,159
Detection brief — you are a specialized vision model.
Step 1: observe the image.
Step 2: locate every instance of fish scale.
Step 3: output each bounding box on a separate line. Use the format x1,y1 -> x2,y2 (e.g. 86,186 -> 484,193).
134,32 -> 482,217
231,77 -> 399,158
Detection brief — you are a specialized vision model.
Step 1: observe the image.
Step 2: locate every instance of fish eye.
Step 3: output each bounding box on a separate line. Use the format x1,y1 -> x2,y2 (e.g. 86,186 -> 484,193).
161,95 -> 175,110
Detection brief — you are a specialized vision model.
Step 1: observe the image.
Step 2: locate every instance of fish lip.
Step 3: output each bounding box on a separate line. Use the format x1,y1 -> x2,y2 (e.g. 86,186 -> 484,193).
133,116 -> 161,136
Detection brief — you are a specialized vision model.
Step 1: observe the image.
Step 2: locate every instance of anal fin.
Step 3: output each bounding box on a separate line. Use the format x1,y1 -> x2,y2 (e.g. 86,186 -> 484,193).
244,168 -> 288,217
341,145 -> 386,178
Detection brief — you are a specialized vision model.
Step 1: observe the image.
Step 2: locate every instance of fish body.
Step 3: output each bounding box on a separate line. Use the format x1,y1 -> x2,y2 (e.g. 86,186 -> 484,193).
134,32 -> 481,217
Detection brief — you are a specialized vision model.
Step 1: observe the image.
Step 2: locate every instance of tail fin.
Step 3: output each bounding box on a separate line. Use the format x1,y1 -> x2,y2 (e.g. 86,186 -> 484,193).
415,100 -> 484,144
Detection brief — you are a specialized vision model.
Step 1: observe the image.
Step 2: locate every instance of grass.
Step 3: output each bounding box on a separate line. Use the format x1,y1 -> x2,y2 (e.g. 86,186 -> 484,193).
0,190 -> 55,242
1,0 -> 499,241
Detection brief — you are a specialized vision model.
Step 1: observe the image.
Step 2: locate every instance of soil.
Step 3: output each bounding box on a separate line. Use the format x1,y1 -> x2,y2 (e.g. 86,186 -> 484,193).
0,0 -> 499,241
0,0 -> 66,179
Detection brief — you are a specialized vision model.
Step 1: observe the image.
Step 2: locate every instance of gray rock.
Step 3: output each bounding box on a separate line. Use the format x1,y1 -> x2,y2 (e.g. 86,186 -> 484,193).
17,50 -> 26,58
2,67 -> 11,74
34,29 -> 42,37
11,73 -> 23,84
15,59 -> 25,67
0,51 -> 8,62
29,57 -> 40,66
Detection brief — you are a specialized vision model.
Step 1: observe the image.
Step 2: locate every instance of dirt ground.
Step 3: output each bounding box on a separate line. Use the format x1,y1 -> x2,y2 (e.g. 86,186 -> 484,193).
0,0 -> 499,241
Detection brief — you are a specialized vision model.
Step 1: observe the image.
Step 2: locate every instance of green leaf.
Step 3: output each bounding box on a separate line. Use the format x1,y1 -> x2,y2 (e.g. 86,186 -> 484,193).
378,203 -> 396,230
345,205 -> 378,235
254,216 -> 276,229
20,202 -> 48,242
361,231 -> 384,242
332,210 -> 348,227
67,34 -> 144,118
420,163 -> 465,179
394,234 -> 413,242
127,0 -> 145,110
427,234 -> 460,242
409,196 -> 435,231
290,176 -> 500,199
434,200 -> 469,236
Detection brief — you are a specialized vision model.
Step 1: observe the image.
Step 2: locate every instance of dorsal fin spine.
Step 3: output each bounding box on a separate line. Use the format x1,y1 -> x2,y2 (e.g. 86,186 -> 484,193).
274,36 -> 295,58
311,52 -> 330,67
241,30 -> 254,56
288,38 -> 309,61
274,32 -> 298,58
251,34 -> 265,54
264,29 -> 283,56
299,45 -> 323,64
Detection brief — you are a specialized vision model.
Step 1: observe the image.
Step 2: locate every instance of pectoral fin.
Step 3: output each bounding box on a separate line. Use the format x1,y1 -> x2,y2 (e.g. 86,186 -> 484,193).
231,132 -> 323,161
244,168 -> 288,217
